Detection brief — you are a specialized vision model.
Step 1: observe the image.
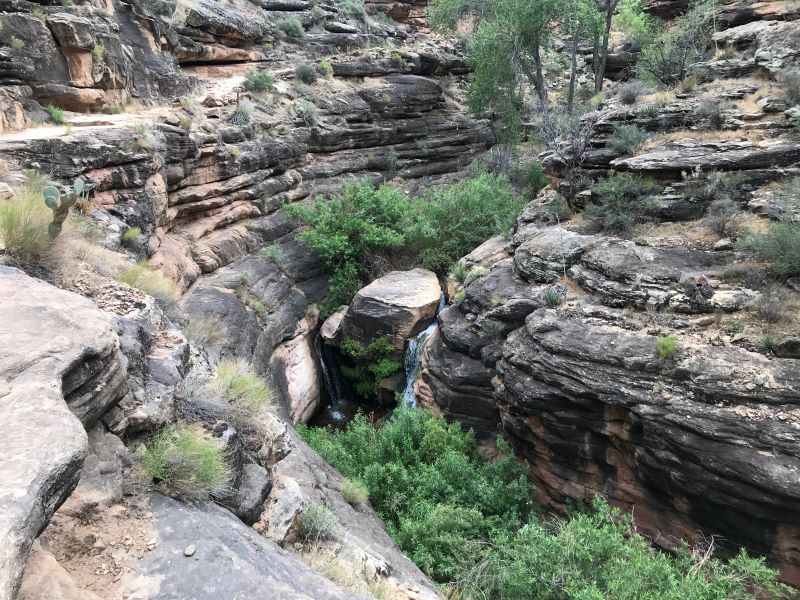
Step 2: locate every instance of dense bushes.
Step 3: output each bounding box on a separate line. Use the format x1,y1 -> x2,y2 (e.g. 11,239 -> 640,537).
585,174 -> 658,234
0,174 -> 52,263
300,408 -> 787,598
738,222 -> 800,279
339,338 -> 401,400
287,175 -> 523,315
243,69 -> 276,93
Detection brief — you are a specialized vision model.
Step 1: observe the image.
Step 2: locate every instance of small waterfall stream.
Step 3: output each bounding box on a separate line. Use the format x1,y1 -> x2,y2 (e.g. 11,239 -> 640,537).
402,294 -> 446,408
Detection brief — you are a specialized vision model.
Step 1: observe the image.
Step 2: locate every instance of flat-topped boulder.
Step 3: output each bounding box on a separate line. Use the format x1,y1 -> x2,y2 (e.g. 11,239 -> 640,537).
341,268 -> 441,349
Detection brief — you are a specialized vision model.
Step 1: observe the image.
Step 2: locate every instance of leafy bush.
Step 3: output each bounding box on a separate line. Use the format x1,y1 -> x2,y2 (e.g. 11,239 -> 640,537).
142,424 -> 230,501
317,59 -> 334,78
300,408 -> 784,597
779,68 -> 800,105
523,161 -> 548,199
585,174 -> 657,235
117,261 -> 178,310
0,178 -> 53,263
340,478 -> 369,505
655,335 -> 678,359
738,222 -> 800,279
277,17 -> 304,38
260,243 -> 284,267
212,359 -> 272,409
295,63 -> 318,84
704,197 -> 739,237
339,337 -> 401,400
340,0 -> 366,20
610,124 -> 648,155
697,100 -> 725,129
614,0 -> 661,48
45,104 -> 65,124
296,502 -> 341,542
243,69 -> 276,93
295,101 -> 317,126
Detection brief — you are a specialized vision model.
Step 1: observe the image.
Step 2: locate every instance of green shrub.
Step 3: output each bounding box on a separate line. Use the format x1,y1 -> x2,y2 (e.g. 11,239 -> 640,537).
617,81 -> 648,105
259,243 -> 284,267
243,69 -> 275,93
277,17 -> 304,38
759,334 -> 776,354
0,180 -> 53,263
142,424 -> 230,500
584,174 -> 657,235
212,359 -> 272,408
390,51 -> 403,66
738,222 -> 800,279
610,124 -> 648,155
10,36 -> 23,50
340,337 -> 401,400
613,0 -> 661,48
116,261 -> 178,310
523,161 -> 548,199
295,63 -> 317,84
317,59 -> 334,78
542,288 -> 562,307
295,100 -> 317,126
679,75 -> 697,92
340,0 -> 366,20
464,265 -> 489,285
179,116 -> 192,131
447,262 -> 468,284
121,226 -> 141,246
296,502 -> 341,542
655,335 -> 678,359
183,317 -> 223,345
340,478 -> 369,505
45,104 -> 65,125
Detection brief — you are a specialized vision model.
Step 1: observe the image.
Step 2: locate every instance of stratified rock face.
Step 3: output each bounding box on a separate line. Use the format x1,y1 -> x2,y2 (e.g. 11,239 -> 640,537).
497,306 -> 800,584
0,267 -> 127,600
341,268 -> 442,349
124,493 -> 367,599
366,0 -> 428,27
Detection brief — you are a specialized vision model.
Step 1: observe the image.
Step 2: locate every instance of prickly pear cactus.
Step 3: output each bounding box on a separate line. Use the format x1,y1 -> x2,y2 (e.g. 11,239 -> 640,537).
43,178 -> 88,239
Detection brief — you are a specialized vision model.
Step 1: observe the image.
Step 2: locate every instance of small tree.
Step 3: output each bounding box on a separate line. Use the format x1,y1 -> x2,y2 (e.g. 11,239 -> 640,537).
540,107 -> 601,200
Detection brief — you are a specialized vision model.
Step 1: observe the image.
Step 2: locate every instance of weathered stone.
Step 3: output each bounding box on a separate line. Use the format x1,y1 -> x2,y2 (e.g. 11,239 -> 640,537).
514,227 -> 595,283
341,268 -> 442,350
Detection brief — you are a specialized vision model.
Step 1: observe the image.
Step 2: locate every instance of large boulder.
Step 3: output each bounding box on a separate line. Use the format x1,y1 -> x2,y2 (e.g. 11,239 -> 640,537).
341,268 -> 442,350
0,267 -> 127,600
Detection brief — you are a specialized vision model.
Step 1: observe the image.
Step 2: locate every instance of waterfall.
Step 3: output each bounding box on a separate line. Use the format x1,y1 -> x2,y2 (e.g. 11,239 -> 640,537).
402,294 -> 446,408
314,333 -> 344,405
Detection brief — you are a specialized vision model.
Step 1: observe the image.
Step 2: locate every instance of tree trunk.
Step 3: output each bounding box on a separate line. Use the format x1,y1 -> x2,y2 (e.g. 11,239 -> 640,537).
567,34 -> 579,113
594,0 -> 617,92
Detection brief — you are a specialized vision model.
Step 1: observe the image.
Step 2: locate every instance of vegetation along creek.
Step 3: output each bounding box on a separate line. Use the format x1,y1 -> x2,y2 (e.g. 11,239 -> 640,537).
0,0 -> 799,597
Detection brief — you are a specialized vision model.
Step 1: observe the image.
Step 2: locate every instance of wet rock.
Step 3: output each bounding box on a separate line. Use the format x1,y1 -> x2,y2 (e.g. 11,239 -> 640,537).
270,315 -> 322,424
341,268 -> 442,350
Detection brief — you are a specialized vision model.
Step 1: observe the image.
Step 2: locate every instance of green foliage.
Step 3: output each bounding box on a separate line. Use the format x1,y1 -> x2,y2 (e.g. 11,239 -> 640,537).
524,161 -> 548,199
259,243 -> 284,267
299,408 -> 533,583
409,174 -> 524,273
243,69 -> 276,93
10,36 -> 24,50
296,502 -> 341,542
584,174 -> 657,235
212,359 -> 272,409
738,222 -> 800,279
179,116 -> 192,131
390,51 -> 403,66
45,104 -> 65,125
295,63 -> 318,84
301,409 -> 785,597
31,7 -> 46,21
42,179 -> 87,239
759,334 -> 777,354
121,226 -> 141,245
617,80 -> 648,105
340,478 -> 369,505
610,124 -> 648,155
340,338 -> 401,399
637,0 -> 712,86
0,177 -> 52,263
117,261 -> 178,311
340,0 -> 366,20
655,335 -> 678,359
679,75 -> 698,93
277,17 -> 304,38
464,265 -> 489,285
317,59 -> 334,78
295,101 -> 317,126
448,262 -> 469,284
613,0 -> 660,48
142,424 -> 230,501
542,287 -> 563,307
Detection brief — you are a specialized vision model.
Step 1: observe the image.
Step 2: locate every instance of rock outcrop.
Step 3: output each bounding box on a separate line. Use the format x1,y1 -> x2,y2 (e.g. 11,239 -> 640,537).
0,267 -> 127,600
340,268 -> 442,349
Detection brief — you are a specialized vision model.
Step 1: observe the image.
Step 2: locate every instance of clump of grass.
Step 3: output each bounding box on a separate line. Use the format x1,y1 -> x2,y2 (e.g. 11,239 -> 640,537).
448,262 -> 468,284
655,335 -> 678,360
542,288 -> 563,308
183,317 -> 223,345
243,69 -> 276,93
0,181 -> 53,263
131,123 -> 160,150
45,104 -> 65,125
725,320 -> 744,335
298,544 -> 397,599
142,424 -> 230,501
179,116 -> 192,131
121,226 -> 141,246
259,243 -> 284,267
277,17 -> 304,38
759,335 -> 776,354
610,124 -> 647,155
295,101 -> 317,126
340,0 -> 366,20
464,266 -> 489,285
212,358 -> 272,409
295,63 -> 318,84
617,80 -> 647,105
317,59 -> 334,78
116,261 -> 178,309
31,7 -> 46,21
390,51 -> 403,66
678,75 -> 697,93
340,478 -> 369,505
10,36 -> 23,50
296,502 -> 341,542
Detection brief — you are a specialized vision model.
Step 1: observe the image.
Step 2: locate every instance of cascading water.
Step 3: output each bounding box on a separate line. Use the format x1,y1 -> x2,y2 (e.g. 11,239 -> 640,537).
402,294 -> 446,408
